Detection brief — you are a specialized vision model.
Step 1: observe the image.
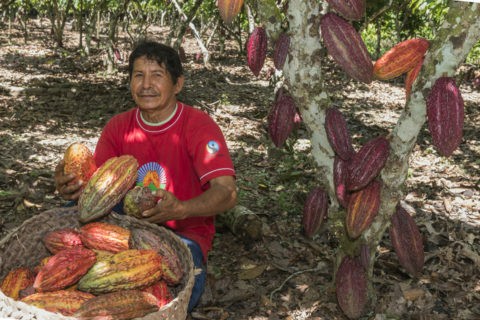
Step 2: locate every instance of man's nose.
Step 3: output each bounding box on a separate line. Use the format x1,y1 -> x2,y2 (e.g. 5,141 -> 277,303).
142,74 -> 153,88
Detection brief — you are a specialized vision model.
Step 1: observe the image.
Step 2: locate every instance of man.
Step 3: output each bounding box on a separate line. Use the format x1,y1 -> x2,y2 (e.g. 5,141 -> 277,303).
54,40 -> 237,311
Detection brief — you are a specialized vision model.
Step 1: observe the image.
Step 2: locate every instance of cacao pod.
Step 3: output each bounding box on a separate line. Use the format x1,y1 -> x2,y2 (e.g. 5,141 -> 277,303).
130,228 -> 183,285
247,27 -> 267,77
405,56 -> 424,99
389,204 -> 424,277
43,228 -> 83,254
302,187 -> 329,238
142,280 -> 173,307
33,247 -> 97,292
63,142 -> 97,188
325,107 -> 355,161
373,38 -> 429,80
0,267 -> 34,300
268,92 -> 297,147
426,76 -> 464,157
79,222 -> 131,253
33,256 -> 52,275
336,256 -> 367,319
77,249 -> 163,294
320,12 -> 373,84
218,0 -> 244,25
273,32 -> 290,70
74,290 -> 159,320
326,0 -> 366,21
21,290 -> 95,316
334,156 -> 350,208
123,186 -> 158,218
347,136 -> 389,191
346,180 -> 381,239
78,155 -> 138,223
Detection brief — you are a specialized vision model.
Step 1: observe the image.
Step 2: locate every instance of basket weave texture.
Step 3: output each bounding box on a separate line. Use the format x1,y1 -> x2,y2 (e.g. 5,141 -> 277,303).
0,206 -> 194,320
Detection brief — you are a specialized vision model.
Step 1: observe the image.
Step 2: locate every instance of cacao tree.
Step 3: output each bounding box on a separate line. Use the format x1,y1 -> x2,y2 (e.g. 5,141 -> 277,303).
221,0 -> 480,317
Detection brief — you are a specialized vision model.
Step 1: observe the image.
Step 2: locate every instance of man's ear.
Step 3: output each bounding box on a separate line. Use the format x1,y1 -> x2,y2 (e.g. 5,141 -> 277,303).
174,75 -> 185,95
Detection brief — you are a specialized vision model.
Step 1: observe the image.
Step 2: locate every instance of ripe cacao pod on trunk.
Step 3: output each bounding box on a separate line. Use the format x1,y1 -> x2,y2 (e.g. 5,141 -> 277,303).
426,77 -> 464,157
217,0 -> 244,25
405,56 -> 424,99
78,155 -> 138,223
346,180 -> 381,239
0,267 -> 34,300
33,247 -> 97,292
80,222 -> 131,253
320,12 -> 373,84
247,27 -> 267,77
373,38 -> 429,80
273,32 -> 290,70
142,280 -> 173,307
63,142 -> 97,188
335,256 -> 367,319
389,204 -> 424,277
347,136 -> 389,191
326,0 -> 366,21
124,186 -> 158,218
334,156 -> 350,208
21,290 -> 95,316
43,228 -> 83,254
302,187 -> 329,238
268,91 -> 297,148
77,249 -> 163,294
325,107 -> 355,161
74,290 -> 159,320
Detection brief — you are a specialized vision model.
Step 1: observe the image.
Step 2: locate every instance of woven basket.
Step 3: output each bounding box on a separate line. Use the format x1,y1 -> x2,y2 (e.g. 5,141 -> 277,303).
0,206 -> 194,320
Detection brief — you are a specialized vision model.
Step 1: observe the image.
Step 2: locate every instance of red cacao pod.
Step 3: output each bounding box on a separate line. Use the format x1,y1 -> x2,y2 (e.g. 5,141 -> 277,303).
247,27 -> 268,77
405,56 -> 424,99
21,290 -> 95,316
80,222 -> 131,253
302,187 -> 329,238
334,156 -> 350,208
0,267 -> 35,300
335,256 -> 367,319
268,91 -> 297,147
346,180 -> 381,239
123,186 -> 158,218
326,0 -> 366,21
389,204 -> 424,277
218,0 -> 244,25
43,228 -> 83,254
142,280 -> 173,307
373,38 -> 429,80
426,77 -> 464,157
320,12 -> 373,84
273,32 -> 290,70
347,136 -> 389,191
63,142 -> 97,188
325,107 -> 355,161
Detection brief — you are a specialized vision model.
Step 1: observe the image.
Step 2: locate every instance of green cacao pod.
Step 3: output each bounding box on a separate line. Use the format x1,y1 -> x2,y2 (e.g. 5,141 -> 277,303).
21,290 -> 95,316
79,222 -> 131,253
336,256 -> 367,319
123,186 -> 158,218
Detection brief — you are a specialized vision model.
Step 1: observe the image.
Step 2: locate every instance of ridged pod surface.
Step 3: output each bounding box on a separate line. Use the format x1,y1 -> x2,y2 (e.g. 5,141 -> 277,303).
405,56 -> 424,99
21,290 -> 95,316
320,12 -> 373,84
33,247 -> 96,292
426,77 -> 464,157
0,267 -> 34,300
63,142 -> 97,188
77,249 -> 163,294
273,33 -> 290,70
302,187 -> 329,238
335,256 -> 367,319
373,38 -> 429,80
80,222 -> 131,253
247,27 -> 267,77
389,204 -> 424,277
142,280 -> 173,307
218,0 -> 244,25
78,155 -> 138,223
268,92 -> 297,147
42,228 -> 83,254
334,156 -> 350,208
74,290 -> 158,320
326,0 -> 366,21
325,107 -> 355,160
123,186 -> 158,218
347,136 -> 389,191
346,180 -> 381,239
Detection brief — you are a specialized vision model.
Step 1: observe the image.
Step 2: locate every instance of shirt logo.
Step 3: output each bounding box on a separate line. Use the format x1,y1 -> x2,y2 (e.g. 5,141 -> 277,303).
206,140 -> 220,154
137,162 -> 167,191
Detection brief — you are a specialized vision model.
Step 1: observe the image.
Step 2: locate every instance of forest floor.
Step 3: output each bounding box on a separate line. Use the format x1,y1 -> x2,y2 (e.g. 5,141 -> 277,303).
0,19 -> 479,320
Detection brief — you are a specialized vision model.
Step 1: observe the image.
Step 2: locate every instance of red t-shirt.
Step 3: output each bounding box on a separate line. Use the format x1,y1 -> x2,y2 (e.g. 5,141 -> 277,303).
93,102 -> 235,259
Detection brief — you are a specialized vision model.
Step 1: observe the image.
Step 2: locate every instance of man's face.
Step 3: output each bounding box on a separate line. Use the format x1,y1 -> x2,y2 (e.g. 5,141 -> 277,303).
130,56 -> 183,113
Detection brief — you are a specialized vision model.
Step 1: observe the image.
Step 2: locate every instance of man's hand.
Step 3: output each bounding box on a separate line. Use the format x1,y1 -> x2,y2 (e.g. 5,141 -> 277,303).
54,160 -> 83,201
142,189 -> 186,224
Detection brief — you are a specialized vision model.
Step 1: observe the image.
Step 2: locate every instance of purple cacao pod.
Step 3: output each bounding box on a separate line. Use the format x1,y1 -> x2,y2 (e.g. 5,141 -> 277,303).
389,204 -> 424,277
325,107 -> 355,160
326,0 -> 366,21
334,156 -> 350,208
247,27 -> 268,77
347,136 -> 390,191
268,92 -> 297,147
336,256 -> 368,319
346,180 -> 381,239
273,33 -> 290,70
302,187 -> 328,238
320,12 -> 373,84
426,77 -> 464,157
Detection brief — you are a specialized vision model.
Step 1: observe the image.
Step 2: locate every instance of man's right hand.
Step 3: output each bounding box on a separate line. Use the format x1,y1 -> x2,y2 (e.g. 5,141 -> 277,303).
54,160 -> 83,201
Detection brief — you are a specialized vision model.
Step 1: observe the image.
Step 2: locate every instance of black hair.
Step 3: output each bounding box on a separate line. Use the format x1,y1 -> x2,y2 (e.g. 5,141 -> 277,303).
128,40 -> 183,84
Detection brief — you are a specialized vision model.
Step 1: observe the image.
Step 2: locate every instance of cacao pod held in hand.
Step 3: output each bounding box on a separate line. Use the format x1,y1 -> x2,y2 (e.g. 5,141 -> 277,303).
63,142 -> 97,188
124,186 -> 158,218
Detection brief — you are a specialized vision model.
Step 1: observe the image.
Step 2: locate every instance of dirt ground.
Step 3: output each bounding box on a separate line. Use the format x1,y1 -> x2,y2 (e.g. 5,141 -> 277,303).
0,19 -> 479,320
